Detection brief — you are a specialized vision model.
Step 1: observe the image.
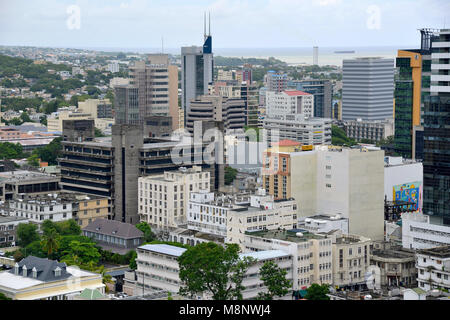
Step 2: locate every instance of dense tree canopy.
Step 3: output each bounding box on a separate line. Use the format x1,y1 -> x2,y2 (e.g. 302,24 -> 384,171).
178,242 -> 254,300
16,223 -> 40,247
257,261 -> 292,300
304,283 -> 330,300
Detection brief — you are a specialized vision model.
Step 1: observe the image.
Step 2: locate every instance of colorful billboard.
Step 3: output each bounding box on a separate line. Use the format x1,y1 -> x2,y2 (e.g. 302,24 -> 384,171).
393,181 -> 422,212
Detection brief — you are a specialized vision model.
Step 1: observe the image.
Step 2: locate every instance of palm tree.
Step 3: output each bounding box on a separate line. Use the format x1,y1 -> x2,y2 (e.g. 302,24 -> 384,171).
40,229 -> 61,257
96,265 -> 113,293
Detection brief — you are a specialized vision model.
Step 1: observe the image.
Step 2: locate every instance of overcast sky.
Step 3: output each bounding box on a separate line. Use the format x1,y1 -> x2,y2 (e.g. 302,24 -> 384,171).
0,0 -> 449,49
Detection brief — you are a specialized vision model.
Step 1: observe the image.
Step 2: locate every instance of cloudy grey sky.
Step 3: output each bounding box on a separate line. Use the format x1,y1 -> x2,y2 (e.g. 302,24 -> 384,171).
0,0 -> 449,49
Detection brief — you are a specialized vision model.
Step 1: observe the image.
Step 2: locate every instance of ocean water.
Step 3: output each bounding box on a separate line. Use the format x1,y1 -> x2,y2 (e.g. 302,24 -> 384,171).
87,45 -> 407,67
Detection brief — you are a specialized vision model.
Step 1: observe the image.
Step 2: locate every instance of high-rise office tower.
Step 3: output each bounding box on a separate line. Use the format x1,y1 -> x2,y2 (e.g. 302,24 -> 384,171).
313,46 -> 319,66
423,28 -> 450,225
114,54 -> 178,130
181,14 -> 214,126
394,29 -> 436,160
342,57 -> 394,121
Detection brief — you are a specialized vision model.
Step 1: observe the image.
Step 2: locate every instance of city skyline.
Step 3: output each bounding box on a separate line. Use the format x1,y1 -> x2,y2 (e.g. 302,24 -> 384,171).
0,0 -> 449,49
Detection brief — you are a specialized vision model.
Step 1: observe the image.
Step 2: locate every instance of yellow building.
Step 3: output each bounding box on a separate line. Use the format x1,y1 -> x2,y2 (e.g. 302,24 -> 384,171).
72,194 -> 110,228
0,256 -> 104,300
47,111 -> 93,132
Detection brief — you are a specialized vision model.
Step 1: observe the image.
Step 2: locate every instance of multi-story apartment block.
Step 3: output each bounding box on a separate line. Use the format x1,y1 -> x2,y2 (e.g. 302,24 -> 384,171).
265,71 -> 288,92
47,111 -> 94,132
243,229 -> 333,290
331,233 -> 371,289
114,55 -> 178,130
416,246 -> 450,291
130,243 -> 294,299
187,189 -> 298,246
0,216 -> 29,247
211,82 -> 259,127
263,114 -> 332,147
288,80 -> 332,118
78,99 -> 113,119
138,166 -> 210,230
263,145 -> 385,241
342,57 -> 394,121
334,118 -> 394,142
266,90 -> 314,120
5,192 -> 109,228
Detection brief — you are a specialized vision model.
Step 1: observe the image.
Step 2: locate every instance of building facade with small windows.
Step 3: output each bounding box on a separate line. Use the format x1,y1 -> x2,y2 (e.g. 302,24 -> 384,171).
128,243 -> 294,299
416,246 -> 450,291
331,233 -> 372,289
187,189 -> 298,247
82,218 -> 144,254
370,242 -> 417,287
243,229 -> 333,291
138,166 -> 210,230
2,192 -> 109,229
0,216 -> 29,247
7,194 -> 73,226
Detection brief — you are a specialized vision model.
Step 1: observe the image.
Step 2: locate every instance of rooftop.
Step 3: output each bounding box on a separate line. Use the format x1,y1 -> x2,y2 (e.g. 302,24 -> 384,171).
240,249 -> 291,261
245,229 -> 326,243
0,170 -> 59,184
138,244 -> 186,257
418,246 -> 450,259
0,216 -> 29,224
83,218 -> 144,239
283,90 -> 311,96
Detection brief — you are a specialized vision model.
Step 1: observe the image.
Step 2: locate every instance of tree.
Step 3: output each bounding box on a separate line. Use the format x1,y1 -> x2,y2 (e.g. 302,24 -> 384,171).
178,242 -> 254,300
61,240 -> 101,265
27,154 -> 40,167
128,250 -> 137,270
16,223 -> 40,247
304,283 -> 330,300
256,261 -> 291,300
224,166 -> 238,185
0,292 -> 12,300
31,137 -> 62,165
40,228 -> 61,257
94,127 -> 106,137
135,221 -> 155,242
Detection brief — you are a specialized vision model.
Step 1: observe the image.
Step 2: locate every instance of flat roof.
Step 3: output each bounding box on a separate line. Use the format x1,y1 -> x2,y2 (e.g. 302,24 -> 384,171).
0,170 -> 59,183
418,246 -> 450,258
138,244 -> 187,257
240,250 -> 290,261
246,229 -> 325,243
0,216 -> 29,224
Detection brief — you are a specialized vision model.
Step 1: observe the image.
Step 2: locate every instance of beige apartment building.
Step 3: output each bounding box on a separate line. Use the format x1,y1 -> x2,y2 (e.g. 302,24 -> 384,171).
331,233 -> 372,289
119,54 -> 179,130
47,111 -> 93,132
138,166 -> 210,230
74,194 -> 110,228
243,229 -> 333,290
263,144 -> 385,241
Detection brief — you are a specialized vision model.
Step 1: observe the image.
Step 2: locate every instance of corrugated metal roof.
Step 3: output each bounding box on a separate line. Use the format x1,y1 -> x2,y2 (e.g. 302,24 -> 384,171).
138,244 -> 187,257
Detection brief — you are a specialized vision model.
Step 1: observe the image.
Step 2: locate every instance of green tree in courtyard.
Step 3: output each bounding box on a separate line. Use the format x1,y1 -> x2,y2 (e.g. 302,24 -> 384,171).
257,260 -> 292,300
178,242 -> 254,300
